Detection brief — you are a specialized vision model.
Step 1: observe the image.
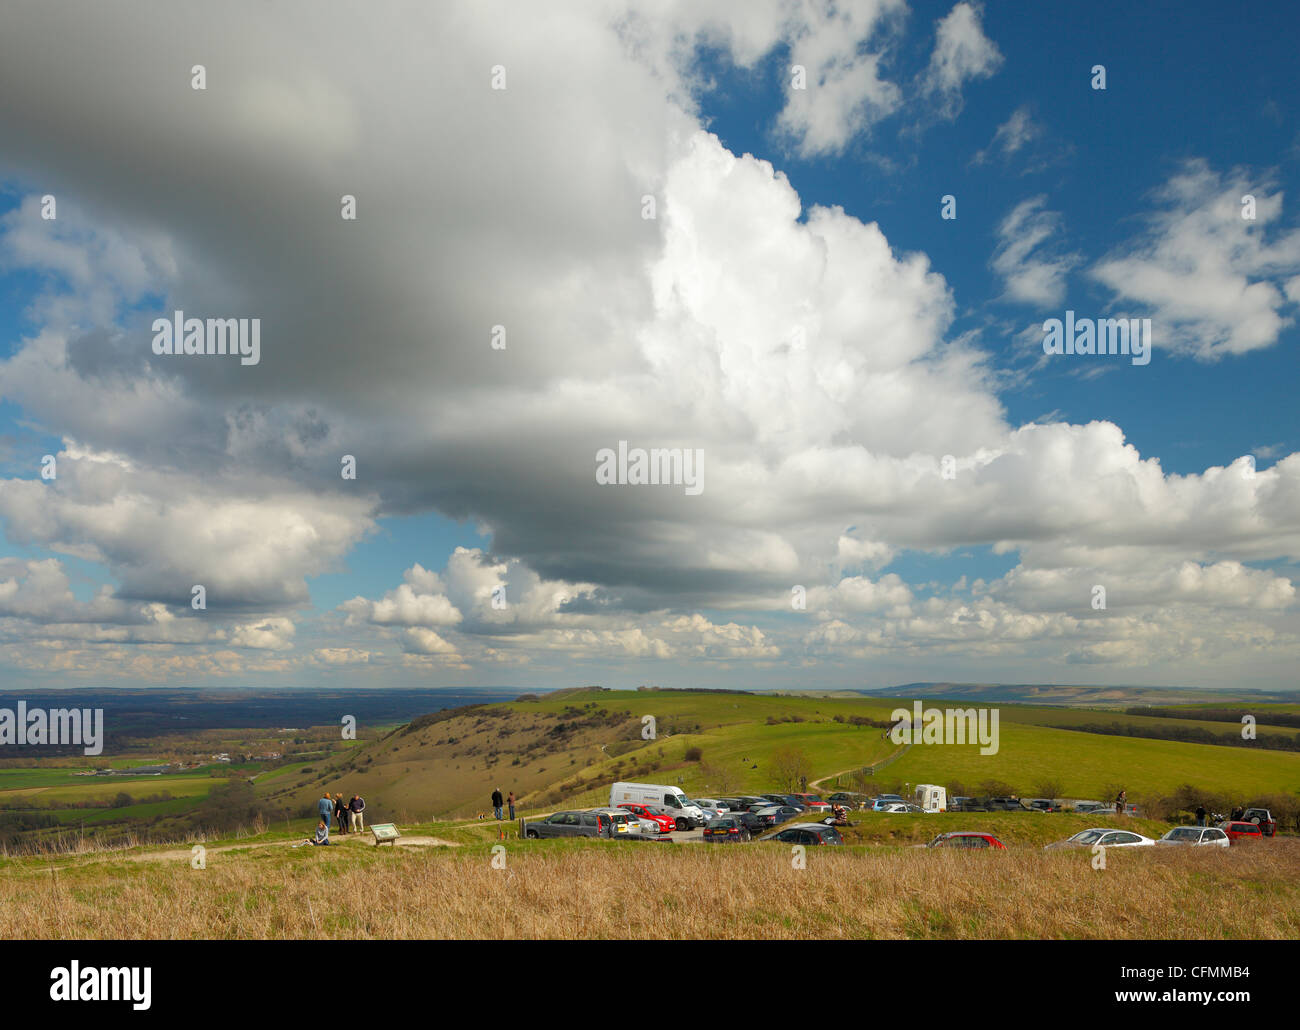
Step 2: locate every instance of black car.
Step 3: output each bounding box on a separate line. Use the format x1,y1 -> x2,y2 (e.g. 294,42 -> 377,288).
750,804 -> 802,830
759,823 -> 843,845
702,816 -> 752,842
732,808 -> 768,834
948,796 -> 988,812
826,792 -> 869,810
984,797 -> 1032,812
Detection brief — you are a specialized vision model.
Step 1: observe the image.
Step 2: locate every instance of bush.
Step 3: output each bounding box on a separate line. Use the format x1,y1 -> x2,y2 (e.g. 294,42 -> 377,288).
684,746 -> 703,762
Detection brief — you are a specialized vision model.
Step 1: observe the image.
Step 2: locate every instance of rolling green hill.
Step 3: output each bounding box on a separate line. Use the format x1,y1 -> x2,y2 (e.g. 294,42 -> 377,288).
259,688 -> 1300,824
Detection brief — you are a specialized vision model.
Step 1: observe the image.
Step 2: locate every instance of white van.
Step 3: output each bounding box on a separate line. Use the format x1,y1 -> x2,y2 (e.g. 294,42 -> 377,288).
609,782 -> 705,830
914,784 -> 947,813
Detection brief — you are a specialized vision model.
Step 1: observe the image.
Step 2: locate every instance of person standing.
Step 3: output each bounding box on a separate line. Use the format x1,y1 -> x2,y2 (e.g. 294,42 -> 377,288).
1196,804 -> 1207,827
491,787 -> 504,820
318,790 -> 334,833
507,790 -> 516,820
349,793 -> 365,832
334,793 -> 349,834
1115,789 -> 1126,815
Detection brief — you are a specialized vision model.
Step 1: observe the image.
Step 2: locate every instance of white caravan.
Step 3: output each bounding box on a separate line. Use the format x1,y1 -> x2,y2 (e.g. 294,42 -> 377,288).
914,784 -> 947,813
609,781 -> 705,829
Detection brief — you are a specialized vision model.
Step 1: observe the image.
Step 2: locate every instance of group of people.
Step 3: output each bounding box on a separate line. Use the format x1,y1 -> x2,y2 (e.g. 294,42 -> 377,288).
491,787 -> 516,820
1195,804 -> 1247,826
303,790 -> 366,846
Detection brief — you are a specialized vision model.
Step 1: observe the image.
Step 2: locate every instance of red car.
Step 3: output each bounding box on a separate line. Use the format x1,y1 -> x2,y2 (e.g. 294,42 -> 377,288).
790,793 -> 832,811
618,803 -> 676,833
1219,821 -> 1263,842
926,831 -> 1007,849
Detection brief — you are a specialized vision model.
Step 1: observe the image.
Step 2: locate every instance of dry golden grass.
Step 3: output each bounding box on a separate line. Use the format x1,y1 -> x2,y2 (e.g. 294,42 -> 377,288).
3,837 -> 1298,939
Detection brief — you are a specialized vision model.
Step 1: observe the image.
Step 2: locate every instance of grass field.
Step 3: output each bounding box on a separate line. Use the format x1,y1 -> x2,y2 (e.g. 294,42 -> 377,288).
2,820 -> 1295,939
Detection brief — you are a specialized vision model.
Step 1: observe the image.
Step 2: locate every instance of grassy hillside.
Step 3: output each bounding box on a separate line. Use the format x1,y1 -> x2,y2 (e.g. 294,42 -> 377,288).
884,720 -> 1300,800
260,689 -> 902,821
256,688 -> 1300,826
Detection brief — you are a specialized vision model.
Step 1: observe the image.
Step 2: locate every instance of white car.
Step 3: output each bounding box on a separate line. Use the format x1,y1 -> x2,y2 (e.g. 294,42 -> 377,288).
879,802 -> 925,813
686,798 -> 725,820
1156,826 -> 1230,848
691,797 -> 730,814
1045,828 -> 1155,850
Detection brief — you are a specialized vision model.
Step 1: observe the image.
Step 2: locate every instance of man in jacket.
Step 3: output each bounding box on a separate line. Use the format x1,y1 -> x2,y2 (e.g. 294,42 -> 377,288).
491,787 -> 504,820
349,794 -> 365,832
334,793 -> 349,833
318,791 -> 334,832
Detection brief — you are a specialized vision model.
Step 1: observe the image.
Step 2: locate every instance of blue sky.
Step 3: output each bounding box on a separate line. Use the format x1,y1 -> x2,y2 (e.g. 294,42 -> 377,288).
1,1 -> 1298,691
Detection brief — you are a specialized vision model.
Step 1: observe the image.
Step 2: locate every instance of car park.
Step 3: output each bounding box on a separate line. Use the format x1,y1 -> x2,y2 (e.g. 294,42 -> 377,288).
617,803 -> 676,833
1156,826 -> 1230,848
926,831 -> 1006,849
1241,808 -> 1277,837
702,815 -> 752,842
1218,821 -> 1263,842
1044,828 -> 1155,850
522,810 -> 610,839
759,822 -> 843,845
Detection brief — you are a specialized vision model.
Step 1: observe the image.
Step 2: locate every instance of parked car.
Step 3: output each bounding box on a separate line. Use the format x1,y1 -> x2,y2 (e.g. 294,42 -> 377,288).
1156,826 -> 1230,848
732,808 -> 768,834
948,796 -> 987,813
1071,801 -> 1108,814
984,797 -> 1033,812
751,805 -> 802,829
1027,798 -> 1061,813
1218,821 -> 1264,842
926,831 -> 1006,849
522,810 -> 610,839
585,807 -> 639,836
685,799 -> 724,821
691,797 -> 731,815
826,792 -> 870,810
879,802 -> 924,813
1241,808 -> 1277,837
1044,828 -> 1155,850
870,795 -> 907,811
702,815 -> 752,842
759,822 -> 843,845
789,793 -> 832,811
617,803 -> 676,833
